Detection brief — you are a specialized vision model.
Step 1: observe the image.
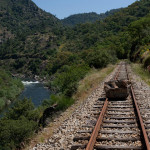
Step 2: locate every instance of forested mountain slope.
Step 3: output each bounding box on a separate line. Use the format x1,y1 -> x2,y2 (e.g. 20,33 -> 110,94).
0,0 -> 64,75
0,1 -> 150,148
0,0 -> 62,37
61,0 -> 150,59
61,9 -> 121,26
0,0 -> 63,52
129,14 -> 150,68
0,0 -> 149,78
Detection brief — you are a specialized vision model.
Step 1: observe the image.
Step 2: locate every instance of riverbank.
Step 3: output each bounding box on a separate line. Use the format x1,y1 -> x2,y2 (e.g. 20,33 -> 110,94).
0,69 -> 24,113
24,64 -> 115,149
20,80 -> 51,107
12,73 -> 47,83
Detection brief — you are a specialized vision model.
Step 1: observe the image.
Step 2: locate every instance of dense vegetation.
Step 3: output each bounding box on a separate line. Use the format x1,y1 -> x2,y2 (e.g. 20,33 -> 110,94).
0,69 -> 24,111
61,9 -> 121,26
0,0 -> 62,37
0,0 -> 150,148
49,63 -> 90,96
0,0 -> 149,78
62,0 -> 150,55
0,0 -> 149,105
0,0 -> 63,67
0,99 -> 40,149
129,14 -> 150,68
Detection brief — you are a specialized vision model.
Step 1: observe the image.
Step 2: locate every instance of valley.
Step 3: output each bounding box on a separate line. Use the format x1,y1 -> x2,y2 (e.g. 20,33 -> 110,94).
0,0 -> 150,149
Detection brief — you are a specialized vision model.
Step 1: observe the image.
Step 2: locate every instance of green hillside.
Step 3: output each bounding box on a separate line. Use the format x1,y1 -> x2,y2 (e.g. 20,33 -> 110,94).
0,0 -> 149,75
0,0 -> 62,35
0,0 -> 64,76
0,0 -> 63,51
0,0 -> 150,149
61,0 -> 150,58
0,69 -> 23,111
0,0 -> 149,77
61,9 -> 122,26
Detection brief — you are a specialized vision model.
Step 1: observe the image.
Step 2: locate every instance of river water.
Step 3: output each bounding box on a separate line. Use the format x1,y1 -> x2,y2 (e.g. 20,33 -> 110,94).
0,80 -> 51,117
20,80 -> 51,107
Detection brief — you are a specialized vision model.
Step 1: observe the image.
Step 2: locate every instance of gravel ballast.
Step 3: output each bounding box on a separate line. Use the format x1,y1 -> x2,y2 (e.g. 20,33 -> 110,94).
32,64 -> 150,150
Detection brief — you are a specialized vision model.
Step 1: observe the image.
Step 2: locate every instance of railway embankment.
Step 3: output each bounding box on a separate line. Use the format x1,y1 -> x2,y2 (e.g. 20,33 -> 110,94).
30,65 -> 117,149
31,62 -> 150,150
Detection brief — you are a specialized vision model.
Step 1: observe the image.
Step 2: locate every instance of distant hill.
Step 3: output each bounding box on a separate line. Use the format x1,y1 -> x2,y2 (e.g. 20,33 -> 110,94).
61,0 -> 150,58
61,9 -> 122,26
0,0 -> 150,77
1,1 -> 150,149
0,0 -> 65,76
0,0 -> 62,43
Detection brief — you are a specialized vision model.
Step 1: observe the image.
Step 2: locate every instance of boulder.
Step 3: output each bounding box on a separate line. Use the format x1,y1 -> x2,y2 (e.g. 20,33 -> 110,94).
104,80 -> 131,99
39,104 -> 57,127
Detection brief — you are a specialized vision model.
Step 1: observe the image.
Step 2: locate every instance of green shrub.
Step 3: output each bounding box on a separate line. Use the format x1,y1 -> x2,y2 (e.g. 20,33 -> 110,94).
0,98 -> 39,149
0,69 -> 24,111
84,49 -> 117,69
0,117 -> 37,149
5,98 -> 40,121
51,64 -> 90,96
0,89 -> 6,98
42,95 -> 74,111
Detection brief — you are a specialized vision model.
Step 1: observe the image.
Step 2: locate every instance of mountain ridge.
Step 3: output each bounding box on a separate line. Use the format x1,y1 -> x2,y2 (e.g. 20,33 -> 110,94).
0,1 -> 150,148
0,0 -> 149,76
61,9 -> 122,26
0,0 -> 62,43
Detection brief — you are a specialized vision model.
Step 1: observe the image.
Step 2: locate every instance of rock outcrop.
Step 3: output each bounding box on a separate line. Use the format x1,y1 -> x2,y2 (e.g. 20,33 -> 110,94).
104,80 -> 131,99
39,104 -> 57,127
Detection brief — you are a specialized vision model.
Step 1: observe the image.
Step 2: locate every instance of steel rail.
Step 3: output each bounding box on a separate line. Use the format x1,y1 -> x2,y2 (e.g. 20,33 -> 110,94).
85,98 -> 108,150
86,63 -> 150,150
126,65 -> 150,150
86,63 -> 121,150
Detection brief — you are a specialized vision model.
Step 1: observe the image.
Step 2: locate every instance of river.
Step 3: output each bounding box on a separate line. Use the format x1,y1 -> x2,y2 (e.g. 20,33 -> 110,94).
0,79 -> 51,117
20,80 -> 51,107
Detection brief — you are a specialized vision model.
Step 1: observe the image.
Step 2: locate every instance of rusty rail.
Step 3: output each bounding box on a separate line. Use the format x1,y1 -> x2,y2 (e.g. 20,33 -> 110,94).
86,98 -> 108,150
131,86 -> 150,150
85,63 -> 150,150
86,63 -> 121,150
126,65 -> 150,150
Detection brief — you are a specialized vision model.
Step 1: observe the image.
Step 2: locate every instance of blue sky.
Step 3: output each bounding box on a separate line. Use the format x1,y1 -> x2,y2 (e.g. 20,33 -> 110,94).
32,0 -> 137,19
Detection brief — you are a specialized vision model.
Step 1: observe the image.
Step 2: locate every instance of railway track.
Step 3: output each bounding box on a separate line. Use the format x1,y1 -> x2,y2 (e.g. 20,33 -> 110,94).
71,62 -> 150,150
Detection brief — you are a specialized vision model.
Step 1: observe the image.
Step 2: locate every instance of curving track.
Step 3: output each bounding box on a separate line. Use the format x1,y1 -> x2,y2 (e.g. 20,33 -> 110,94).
71,62 -> 150,150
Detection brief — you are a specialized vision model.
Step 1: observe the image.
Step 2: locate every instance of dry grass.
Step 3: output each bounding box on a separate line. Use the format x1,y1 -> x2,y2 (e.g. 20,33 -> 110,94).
24,65 -> 115,150
131,63 -> 150,85
73,65 -> 115,101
